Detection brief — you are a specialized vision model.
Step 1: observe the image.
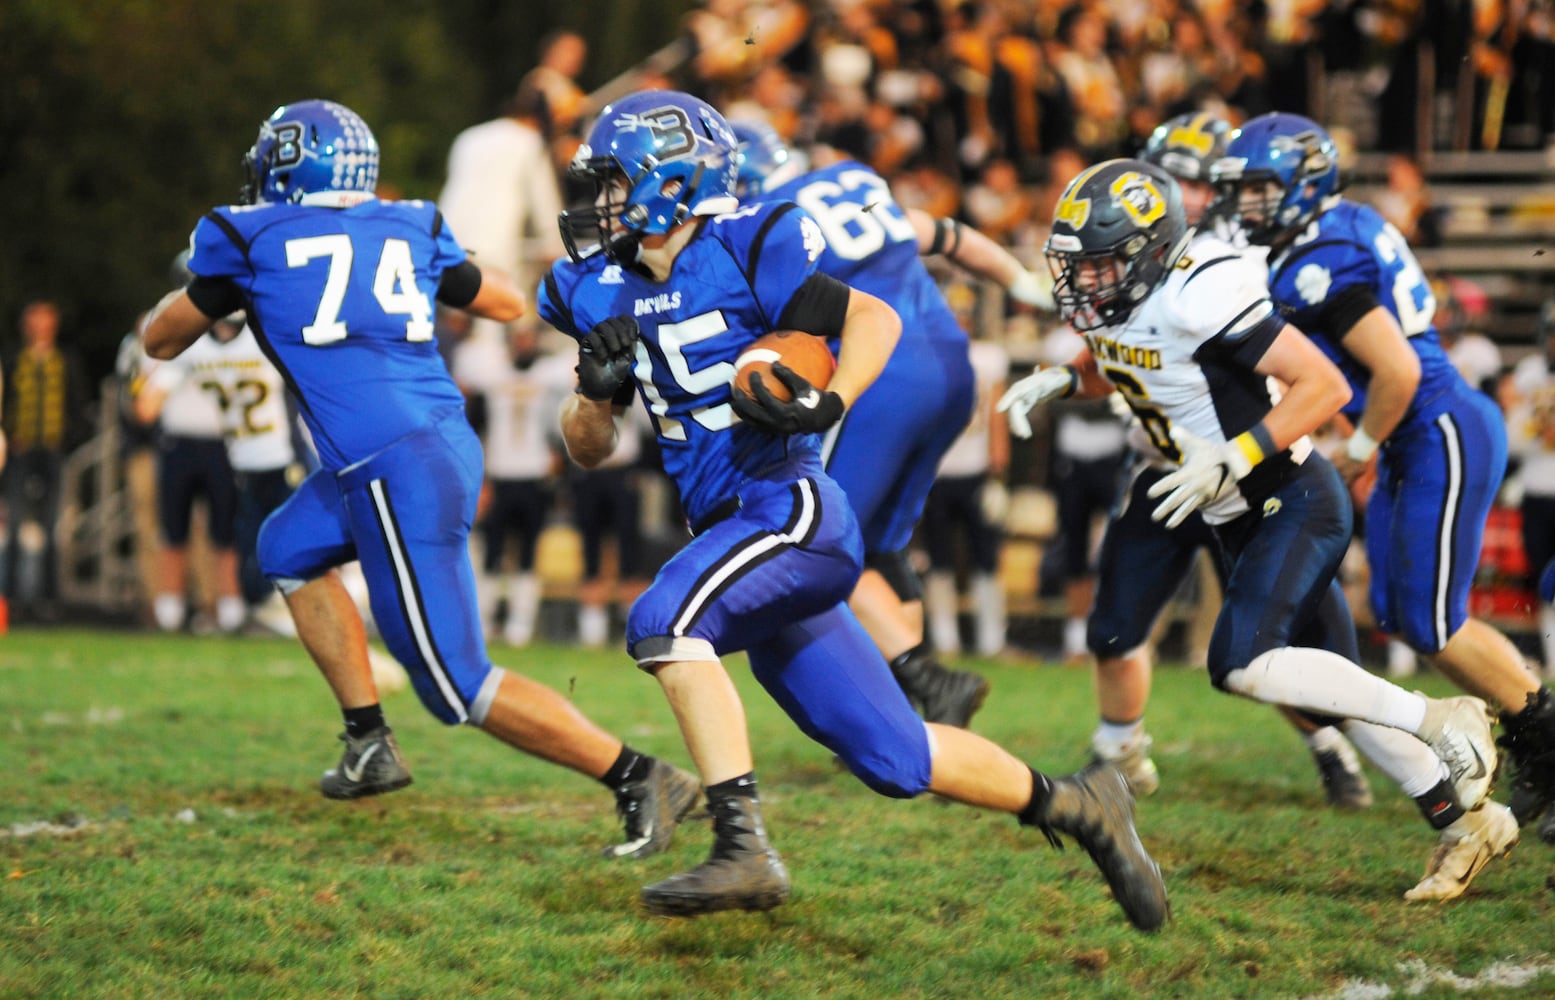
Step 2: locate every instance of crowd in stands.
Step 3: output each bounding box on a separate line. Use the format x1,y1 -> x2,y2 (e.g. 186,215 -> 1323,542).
3,1 -> 1552,675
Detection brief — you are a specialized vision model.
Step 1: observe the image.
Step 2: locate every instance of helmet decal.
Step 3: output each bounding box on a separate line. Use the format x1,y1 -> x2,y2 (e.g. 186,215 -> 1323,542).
1113,172 -> 1166,228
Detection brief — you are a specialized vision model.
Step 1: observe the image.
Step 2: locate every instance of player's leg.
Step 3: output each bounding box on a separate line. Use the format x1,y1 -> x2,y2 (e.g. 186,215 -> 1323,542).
571,469 -> 614,648
500,479 -> 550,647
201,445 -> 246,634
1380,401 -> 1555,825
152,437 -> 201,632
919,477 -> 965,656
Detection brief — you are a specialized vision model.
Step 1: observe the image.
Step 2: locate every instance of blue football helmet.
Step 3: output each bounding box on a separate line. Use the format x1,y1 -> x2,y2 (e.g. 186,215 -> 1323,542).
1212,112 -> 1339,246
241,100 -> 380,207
728,119 -> 791,198
1141,112 -> 1230,183
1045,159 -> 1187,332
559,90 -> 740,263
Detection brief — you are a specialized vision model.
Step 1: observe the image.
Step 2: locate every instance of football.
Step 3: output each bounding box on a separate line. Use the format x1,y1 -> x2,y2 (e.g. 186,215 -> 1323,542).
732,330 -> 836,404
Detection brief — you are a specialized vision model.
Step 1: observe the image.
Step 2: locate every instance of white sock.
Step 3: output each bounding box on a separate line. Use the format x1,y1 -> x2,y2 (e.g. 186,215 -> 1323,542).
215,595 -> 247,634
1064,617 -> 1088,658
972,573 -> 1006,657
578,604 -> 609,647
1387,639 -> 1418,678
1303,725 -> 1345,754
1224,647 -> 1429,734
1340,719 -> 1448,798
504,573 -> 540,644
1093,718 -> 1146,757
924,572 -> 961,656
153,594 -> 185,632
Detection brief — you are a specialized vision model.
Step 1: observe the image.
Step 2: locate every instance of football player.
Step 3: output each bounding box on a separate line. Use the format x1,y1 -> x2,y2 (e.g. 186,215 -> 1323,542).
727,117 -> 1053,728
141,99 -> 702,861
1009,112 -> 1371,809
1001,157 -> 1516,900
1214,113 -> 1555,835
542,90 -> 1167,928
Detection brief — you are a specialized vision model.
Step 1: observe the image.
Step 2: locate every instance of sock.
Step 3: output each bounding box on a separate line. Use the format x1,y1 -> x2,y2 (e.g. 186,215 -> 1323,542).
1225,647 -> 1429,734
1303,725 -> 1345,754
706,772 -> 759,804
973,573 -> 1006,657
343,704 -> 385,739
599,746 -> 650,788
1064,617 -> 1087,658
216,595 -> 247,634
1340,718 -> 1446,796
152,593 -> 185,632
1387,639 -> 1418,677
1093,718 -> 1146,757
1412,776 -> 1465,830
924,572 -> 960,656
1540,605 -> 1555,675
578,604 -> 609,648
1015,767 -> 1055,827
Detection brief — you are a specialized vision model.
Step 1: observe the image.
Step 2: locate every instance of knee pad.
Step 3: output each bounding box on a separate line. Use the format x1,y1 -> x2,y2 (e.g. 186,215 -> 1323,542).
866,548 -> 923,603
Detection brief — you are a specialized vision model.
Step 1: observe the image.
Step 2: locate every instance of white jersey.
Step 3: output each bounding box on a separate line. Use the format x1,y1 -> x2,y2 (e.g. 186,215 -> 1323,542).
1085,231 -> 1310,525
480,350 -> 573,481
145,327 -> 294,470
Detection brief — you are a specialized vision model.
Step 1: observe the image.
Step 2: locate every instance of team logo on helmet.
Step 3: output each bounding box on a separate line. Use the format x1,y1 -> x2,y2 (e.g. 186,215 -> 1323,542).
1113,172 -> 1166,228
1164,118 -> 1217,158
1055,164 -> 1107,230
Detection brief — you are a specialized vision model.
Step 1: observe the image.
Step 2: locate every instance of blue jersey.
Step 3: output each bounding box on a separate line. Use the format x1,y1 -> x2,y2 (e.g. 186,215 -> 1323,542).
186,198 -> 468,472
538,202 -> 828,527
762,160 -> 965,353
1267,199 -> 1462,425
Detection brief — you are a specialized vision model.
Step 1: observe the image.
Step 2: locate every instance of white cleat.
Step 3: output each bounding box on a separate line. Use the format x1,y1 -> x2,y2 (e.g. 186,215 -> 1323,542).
1404,801 -> 1519,901
1419,695 -> 1498,810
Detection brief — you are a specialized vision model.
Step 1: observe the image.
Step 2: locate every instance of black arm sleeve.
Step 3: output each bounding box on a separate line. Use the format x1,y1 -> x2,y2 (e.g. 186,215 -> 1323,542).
775,273 -> 852,340
186,275 -> 245,319
1313,284 -> 1380,340
437,259 -> 484,308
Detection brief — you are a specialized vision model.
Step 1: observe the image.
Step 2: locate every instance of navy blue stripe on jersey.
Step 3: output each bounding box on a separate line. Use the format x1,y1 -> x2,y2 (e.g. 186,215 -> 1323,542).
541,272 -> 576,336
1274,237 -> 1366,275
747,202 -> 801,280
1197,310 -> 1284,370
368,478 -> 467,721
245,313 -> 316,425
204,210 -> 251,258
1430,413 -> 1467,650
667,478 -> 822,636
431,208 -> 444,239
1184,254 -> 1240,283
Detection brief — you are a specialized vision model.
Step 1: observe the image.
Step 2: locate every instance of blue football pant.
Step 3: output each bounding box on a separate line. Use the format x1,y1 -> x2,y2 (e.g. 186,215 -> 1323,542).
627,473 -> 933,796
824,331 -> 974,555
258,413 -> 494,724
1367,387 -> 1508,653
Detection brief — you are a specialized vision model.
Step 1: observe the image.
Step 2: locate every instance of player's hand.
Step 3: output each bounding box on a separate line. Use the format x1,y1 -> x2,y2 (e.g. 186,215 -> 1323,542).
576,315 -> 639,401
731,362 -> 844,435
1007,269 -> 1055,311
1330,450 -> 1371,486
1146,426 -> 1252,528
996,366 -> 1078,439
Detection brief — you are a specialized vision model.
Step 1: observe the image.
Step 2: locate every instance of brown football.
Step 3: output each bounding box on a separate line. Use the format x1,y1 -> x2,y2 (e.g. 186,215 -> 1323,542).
732,330 -> 837,404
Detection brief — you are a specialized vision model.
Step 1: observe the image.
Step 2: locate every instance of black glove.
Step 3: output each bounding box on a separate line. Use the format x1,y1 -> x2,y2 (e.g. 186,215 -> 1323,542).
576,315 -> 639,401
731,362 -> 845,435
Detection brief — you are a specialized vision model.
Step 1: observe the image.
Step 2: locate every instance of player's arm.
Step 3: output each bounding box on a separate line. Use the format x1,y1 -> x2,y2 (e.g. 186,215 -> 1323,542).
1250,325 -> 1354,451
438,259 -> 525,323
827,284 -> 900,409
560,394 -> 628,469
908,209 -> 1053,310
141,288 -> 219,361
1330,292 -> 1421,476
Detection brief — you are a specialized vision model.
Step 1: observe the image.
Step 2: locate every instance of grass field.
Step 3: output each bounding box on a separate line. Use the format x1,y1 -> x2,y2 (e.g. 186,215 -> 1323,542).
4,628 -> 1555,999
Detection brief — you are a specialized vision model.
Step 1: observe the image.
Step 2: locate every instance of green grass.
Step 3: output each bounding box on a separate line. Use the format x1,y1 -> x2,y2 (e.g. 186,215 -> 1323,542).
3,629 -> 1554,999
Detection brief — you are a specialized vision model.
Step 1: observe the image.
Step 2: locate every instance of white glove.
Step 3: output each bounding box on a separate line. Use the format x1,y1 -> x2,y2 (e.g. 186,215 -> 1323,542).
1007,269 -> 1055,311
1146,426 -> 1254,528
996,366 -> 1078,439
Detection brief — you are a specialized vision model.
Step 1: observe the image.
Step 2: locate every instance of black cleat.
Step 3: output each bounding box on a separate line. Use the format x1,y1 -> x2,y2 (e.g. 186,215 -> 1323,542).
1312,741 -> 1374,811
640,795 -> 790,916
1029,764 -> 1169,931
320,726 -> 413,800
1498,688 -> 1555,825
603,759 -> 702,860
891,646 -> 990,728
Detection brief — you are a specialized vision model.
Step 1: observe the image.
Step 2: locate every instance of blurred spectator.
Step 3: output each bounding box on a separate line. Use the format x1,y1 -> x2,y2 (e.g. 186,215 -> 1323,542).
1511,385 -> 1555,675
134,315 -> 247,635
1037,324 -> 1128,664
962,157 -> 1038,247
520,29 -> 590,169
438,79 -> 565,394
1050,5 -> 1129,160
2,300 -> 89,621
566,402 -> 654,650
686,0 -> 811,105
922,318 -> 1010,659
1433,274 -> 1502,394
115,321 -> 163,625
467,326 -> 569,647
1373,154 -> 1443,247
